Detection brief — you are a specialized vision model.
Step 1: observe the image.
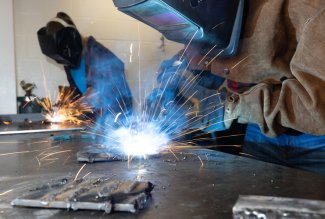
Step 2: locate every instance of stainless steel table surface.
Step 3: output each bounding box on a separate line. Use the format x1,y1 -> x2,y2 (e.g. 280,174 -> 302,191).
0,122 -> 85,134
0,135 -> 324,219
0,123 -> 85,141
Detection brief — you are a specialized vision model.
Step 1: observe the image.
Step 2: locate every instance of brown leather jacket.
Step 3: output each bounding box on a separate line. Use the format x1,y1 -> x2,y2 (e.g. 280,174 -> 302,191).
186,0 -> 325,137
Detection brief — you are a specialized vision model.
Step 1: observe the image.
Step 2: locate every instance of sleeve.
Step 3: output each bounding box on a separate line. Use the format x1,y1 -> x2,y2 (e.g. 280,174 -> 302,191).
224,7 -> 325,137
85,38 -> 133,113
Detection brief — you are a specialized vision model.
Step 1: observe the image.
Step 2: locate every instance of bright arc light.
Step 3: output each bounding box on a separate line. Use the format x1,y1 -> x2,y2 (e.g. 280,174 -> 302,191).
113,121 -> 169,157
46,112 -> 65,123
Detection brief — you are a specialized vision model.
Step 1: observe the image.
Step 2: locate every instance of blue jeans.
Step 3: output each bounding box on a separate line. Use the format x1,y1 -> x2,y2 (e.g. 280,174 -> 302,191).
243,124 -> 325,175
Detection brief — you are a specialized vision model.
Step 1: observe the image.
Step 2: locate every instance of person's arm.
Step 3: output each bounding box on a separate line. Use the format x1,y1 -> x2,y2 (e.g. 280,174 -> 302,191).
148,51 -> 227,133
224,7 -> 325,137
85,37 -> 133,116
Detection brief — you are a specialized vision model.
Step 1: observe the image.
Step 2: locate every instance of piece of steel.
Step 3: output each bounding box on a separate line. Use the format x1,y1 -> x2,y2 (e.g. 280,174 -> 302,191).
77,148 -> 125,163
77,147 -> 160,163
11,178 -> 153,214
233,195 -> 325,218
0,123 -> 84,135
0,122 -> 85,141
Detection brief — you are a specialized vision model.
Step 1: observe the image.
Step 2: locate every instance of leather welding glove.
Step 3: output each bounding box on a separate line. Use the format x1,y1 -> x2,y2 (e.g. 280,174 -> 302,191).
175,69 -> 228,133
146,52 -> 228,134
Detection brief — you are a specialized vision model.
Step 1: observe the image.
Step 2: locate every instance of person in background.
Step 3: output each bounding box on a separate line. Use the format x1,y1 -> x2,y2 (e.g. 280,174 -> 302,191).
37,12 -> 133,123
135,0 -> 325,174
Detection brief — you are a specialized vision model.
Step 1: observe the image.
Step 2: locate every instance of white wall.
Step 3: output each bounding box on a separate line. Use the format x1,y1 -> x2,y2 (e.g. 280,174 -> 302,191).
13,0 -> 183,111
0,0 -> 17,114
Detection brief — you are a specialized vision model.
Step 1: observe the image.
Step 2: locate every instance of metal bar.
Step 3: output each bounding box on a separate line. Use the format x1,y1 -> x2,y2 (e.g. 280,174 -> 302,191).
233,195 -> 325,219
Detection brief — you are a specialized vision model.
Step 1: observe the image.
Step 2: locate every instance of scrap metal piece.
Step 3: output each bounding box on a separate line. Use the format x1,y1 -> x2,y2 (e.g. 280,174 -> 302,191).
114,192 -> 149,213
11,178 -> 154,214
77,148 -> 126,163
233,195 -> 325,219
77,148 -> 160,163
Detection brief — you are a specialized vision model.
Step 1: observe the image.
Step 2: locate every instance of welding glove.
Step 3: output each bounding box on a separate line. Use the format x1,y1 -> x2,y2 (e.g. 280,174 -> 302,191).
146,53 -> 228,134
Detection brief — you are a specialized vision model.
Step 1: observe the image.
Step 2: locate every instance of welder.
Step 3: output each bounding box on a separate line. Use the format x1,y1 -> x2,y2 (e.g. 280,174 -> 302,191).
37,12 -> 133,122
114,0 -> 325,174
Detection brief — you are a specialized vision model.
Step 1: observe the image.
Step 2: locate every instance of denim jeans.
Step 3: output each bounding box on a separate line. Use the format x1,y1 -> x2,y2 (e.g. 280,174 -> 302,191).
243,124 -> 325,175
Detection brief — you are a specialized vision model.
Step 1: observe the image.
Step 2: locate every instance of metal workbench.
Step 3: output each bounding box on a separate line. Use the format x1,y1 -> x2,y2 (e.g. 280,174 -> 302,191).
0,124 -> 84,143
0,132 -> 324,218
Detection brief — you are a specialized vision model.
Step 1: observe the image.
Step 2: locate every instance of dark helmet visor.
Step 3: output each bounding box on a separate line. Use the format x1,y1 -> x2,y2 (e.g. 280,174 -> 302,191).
37,26 -> 82,68
113,0 -> 244,57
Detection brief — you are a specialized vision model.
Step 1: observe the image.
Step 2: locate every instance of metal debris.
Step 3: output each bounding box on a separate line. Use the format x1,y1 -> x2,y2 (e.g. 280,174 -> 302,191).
77,148 -> 160,163
77,148 -> 126,163
11,178 -> 154,214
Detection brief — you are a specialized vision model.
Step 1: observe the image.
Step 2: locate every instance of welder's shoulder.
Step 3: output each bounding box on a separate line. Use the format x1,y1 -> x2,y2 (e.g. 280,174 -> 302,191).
86,36 -> 124,67
287,0 -> 325,32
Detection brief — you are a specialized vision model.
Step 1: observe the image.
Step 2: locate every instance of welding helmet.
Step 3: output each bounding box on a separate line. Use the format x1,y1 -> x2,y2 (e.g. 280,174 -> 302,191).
37,18 -> 83,68
113,0 -> 244,57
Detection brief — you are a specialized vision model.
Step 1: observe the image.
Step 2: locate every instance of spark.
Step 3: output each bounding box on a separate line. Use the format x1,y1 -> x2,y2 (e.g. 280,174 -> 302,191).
205,49 -> 224,67
198,44 -> 218,65
0,189 -> 13,196
0,150 -> 40,157
214,144 -> 242,147
115,97 -> 130,124
159,91 -> 198,129
239,152 -> 257,158
41,160 -> 57,167
0,141 -> 22,144
115,86 -> 131,120
63,155 -> 71,165
105,106 -> 123,127
205,117 -> 237,130
37,89 -> 93,124
212,21 -> 225,29
35,148 -> 72,166
231,55 -> 251,70
129,43 -> 133,63
216,134 -> 245,139
114,112 -> 122,123
197,155 -> 204,167
137,23 -> 142,108
199,93 -> 222,103
39,150 -> 71,161
178,74 -> 200,96
150,77 -> 173,120
173,57 -> 196,93
179,29 -> 199,61
29,140 -> 49,145
168,148 -> 179,161
74,164 -> 87,182
161,94 -> 223,134
35,156 -> 41,166
82,172 -> 92,179
113,119 -> 169,157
